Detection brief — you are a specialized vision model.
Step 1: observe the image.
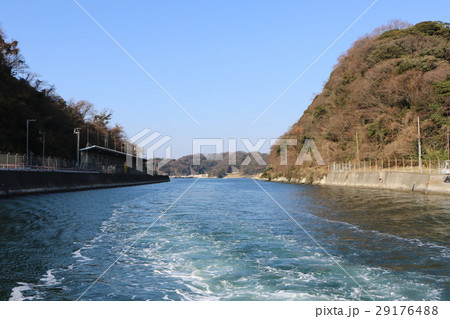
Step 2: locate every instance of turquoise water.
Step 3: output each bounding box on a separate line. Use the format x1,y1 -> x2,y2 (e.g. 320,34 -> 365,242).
0,178 -> 448,300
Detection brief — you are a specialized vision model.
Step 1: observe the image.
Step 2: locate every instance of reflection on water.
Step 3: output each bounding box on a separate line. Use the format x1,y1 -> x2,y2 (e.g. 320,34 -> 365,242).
0,179 -> 448,300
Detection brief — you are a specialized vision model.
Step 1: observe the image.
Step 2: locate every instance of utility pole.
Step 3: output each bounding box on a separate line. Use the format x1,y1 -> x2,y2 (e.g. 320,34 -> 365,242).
101,135 -> 107,148
326,143 -> 329,164
26,119 -> 36,166
418,117 -> 422,172
447,126 -> 449,160
39,130 -> 45,166
356,132 -> 359,161
74,128 -> 81,166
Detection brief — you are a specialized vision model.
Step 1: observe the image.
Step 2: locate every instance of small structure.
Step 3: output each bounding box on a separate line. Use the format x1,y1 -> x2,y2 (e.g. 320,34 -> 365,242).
443,160 -> 450,175
80,145 -> 155,175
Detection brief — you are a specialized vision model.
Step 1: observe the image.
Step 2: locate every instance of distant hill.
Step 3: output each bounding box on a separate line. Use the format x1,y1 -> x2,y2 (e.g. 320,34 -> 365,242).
0,27 -> 125,159
265,21 -> 450,180
160,152 -> 268,177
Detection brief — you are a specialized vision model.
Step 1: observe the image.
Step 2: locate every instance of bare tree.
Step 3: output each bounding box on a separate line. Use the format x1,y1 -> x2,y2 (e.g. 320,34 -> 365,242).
0,28 -> 28,76
68,99 -> 95,121
370,19 -> 413,37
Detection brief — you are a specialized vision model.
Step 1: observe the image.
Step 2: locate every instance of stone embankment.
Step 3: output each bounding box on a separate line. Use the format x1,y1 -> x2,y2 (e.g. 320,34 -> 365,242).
264,171 -> 450,195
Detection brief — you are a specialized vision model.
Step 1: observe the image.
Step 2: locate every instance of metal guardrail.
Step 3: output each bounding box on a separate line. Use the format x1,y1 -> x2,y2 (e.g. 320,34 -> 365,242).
329,158 -> 450,175
0,151 -> 120,173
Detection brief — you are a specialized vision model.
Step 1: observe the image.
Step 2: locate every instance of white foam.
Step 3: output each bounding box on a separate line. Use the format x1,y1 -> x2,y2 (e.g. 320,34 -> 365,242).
39,269 -> 60,286
9,283 -> 34,301
9,269 -> 61,301
72,249 -> 93,262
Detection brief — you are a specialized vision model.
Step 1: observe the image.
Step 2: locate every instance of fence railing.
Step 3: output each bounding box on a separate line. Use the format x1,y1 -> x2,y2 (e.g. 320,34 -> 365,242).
0,151 -> 120,173
329,158 -> 449,175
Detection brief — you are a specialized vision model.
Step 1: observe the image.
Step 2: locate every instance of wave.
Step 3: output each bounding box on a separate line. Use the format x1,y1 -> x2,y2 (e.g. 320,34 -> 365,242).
72,249 -> 93,262
9,269 -> 61,301
313,215 -> 450,255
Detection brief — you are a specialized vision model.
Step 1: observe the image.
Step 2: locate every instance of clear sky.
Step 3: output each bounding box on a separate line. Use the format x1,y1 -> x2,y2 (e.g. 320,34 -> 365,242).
0,0 -> 448,158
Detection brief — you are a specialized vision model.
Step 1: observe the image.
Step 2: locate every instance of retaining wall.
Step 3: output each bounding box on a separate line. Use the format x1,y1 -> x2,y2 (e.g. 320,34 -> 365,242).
0,170 -> 169,197
320,171 -> 450,195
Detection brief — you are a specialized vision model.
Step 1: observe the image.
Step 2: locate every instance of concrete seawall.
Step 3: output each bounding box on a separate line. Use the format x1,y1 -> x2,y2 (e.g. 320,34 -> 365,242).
320,171 -> 450,195
266,171 -> 450,195
0,170 -> 170,197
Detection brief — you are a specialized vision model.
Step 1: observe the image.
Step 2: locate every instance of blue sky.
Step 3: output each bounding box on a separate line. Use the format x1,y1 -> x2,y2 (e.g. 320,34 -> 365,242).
0,0 -> 448,158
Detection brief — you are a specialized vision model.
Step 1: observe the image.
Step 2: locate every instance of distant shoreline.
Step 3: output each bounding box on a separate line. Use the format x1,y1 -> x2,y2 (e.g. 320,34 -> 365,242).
170,173 -> 258,179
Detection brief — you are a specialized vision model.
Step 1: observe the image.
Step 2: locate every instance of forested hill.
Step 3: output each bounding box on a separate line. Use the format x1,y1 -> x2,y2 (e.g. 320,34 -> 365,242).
0,28 -> 125,159
161,152 -> 268,177
266,21 -> 450,179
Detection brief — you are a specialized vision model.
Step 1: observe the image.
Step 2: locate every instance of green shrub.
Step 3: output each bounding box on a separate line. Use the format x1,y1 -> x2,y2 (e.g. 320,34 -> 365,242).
414,21 -> 443,36
367,123 -> 377,137
367,42 -> 407,65
397,56 -> 438,73
429,103 -> 447,126
324,131 -> 339,142
261,166 -> 274,180
434,75 -> 450,96
378,21 -> 450,40
313,104 -> 328,120
335,96 -> 347,108
342,72 -> 356,85
377,29 -> 404,40
420,47 -> 450,61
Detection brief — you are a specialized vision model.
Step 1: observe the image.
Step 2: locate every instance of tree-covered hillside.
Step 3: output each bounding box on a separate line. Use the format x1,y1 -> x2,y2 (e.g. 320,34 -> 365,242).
266,21 -> 450,180
0,28 -> 125,159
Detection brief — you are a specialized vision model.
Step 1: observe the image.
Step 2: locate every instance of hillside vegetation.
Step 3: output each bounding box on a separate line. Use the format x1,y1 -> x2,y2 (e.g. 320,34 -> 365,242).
0,28 -> 125,159
266,21 -> 450,180
161,151 -> 268,177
